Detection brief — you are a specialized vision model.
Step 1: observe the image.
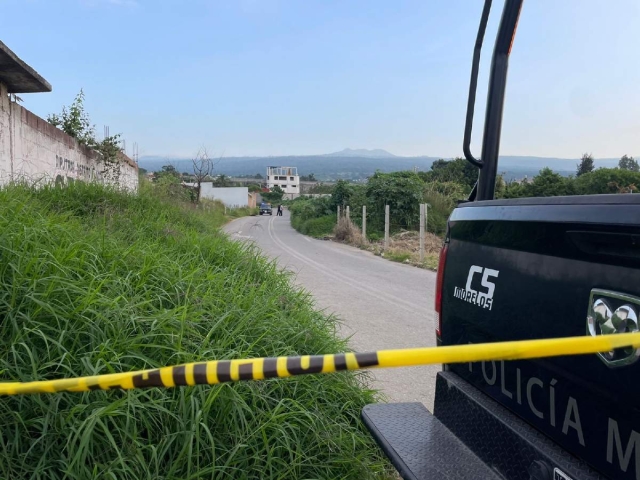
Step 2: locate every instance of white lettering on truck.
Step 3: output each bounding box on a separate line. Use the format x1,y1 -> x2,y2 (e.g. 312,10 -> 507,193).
453,265 -> 499,310
465,356 -> 639,476
563,397 -> 585,447
470,359 -> 586,448
607,418 -> 640,479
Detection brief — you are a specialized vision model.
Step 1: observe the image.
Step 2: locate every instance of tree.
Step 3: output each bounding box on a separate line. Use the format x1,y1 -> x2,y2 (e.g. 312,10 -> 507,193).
418,157 -> 477,192
47,89 -> 125,183
501,168 -> 575,199
619,155 -> 639,172
366,171 -> 424,231
308,183 -> 334,194
96,133 -> 124,183
330,180 -> 352,210
155,164 -> 179,179
301,173 -> 317,182
192,148 -> 219,203
261,186 -> 284,203
47,89 -> 96,147
575,168 -> 640,194
156,170 -> 190,201
527,168 -> 575,197
576,153 -> 594,176
213,174 -> 232,187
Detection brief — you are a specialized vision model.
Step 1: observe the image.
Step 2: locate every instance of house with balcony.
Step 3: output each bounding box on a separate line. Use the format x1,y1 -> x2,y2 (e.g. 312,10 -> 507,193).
266,166 -> 300,200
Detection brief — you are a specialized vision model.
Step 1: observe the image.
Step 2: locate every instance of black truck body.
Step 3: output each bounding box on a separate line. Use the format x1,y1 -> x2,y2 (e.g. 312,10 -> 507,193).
362,1 -> 640,479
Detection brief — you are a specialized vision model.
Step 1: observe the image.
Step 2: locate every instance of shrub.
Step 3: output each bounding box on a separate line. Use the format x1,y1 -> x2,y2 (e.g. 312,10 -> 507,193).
334,216 -> 363,244
575,168 -> 640,194
298,215 -> 336,237
366,172 -> 424,232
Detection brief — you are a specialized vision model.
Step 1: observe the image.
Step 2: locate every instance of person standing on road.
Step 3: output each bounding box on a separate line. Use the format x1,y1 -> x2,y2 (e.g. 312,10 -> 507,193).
277,204 -> 283,216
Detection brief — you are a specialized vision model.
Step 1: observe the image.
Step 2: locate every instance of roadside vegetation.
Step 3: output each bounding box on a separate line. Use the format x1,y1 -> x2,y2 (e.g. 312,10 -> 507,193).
0,182 -> 390,479
289,154 -> 640,269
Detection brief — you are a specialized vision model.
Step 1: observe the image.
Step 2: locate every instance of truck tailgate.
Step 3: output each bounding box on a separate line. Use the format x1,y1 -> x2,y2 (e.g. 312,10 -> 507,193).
441,194 -> 640,480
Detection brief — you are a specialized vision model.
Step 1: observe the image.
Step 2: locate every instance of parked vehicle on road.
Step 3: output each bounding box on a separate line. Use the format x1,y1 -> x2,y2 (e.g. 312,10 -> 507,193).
259,202 -> 272,215
363,1 -> 640,479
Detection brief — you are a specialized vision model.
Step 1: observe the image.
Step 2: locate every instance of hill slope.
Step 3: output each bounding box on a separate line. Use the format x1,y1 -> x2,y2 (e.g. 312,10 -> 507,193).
139,153 -> 624,181
325,148 -> 398,158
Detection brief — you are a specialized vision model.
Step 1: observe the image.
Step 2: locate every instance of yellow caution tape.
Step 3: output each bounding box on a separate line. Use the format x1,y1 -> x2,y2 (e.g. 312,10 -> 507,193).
2,332 -> 640,396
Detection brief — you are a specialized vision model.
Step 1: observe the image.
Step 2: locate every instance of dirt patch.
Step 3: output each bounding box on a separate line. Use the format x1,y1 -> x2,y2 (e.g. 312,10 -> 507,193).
327,225 -> 442,271
384,230 -> 442,255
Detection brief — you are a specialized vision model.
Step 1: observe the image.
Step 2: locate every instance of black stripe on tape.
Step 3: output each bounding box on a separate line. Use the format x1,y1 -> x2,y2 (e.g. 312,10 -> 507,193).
355,352 -> 380,368
263,358 -> 279,378
217,361 -> 232,383
132,369 -> 164,388
238,363 -> 254,380
172,365 -> 187,386
334,354 -> 348,371
286,356 -> 324,375
193,363 -> 208,384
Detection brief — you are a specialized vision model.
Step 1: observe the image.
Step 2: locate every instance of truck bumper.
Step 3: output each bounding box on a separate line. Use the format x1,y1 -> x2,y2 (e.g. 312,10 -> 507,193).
362,371 -> 603,480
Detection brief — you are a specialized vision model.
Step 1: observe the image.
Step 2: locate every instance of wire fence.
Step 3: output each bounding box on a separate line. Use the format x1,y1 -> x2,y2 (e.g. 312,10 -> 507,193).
339,208 -> 435,234
338,203 -> 432,255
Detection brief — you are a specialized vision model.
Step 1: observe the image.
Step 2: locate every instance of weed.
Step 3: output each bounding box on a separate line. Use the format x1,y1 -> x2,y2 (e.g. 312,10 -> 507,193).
0,183 -> 391,479
333,217 -> 363,245
386,252 -> 411,263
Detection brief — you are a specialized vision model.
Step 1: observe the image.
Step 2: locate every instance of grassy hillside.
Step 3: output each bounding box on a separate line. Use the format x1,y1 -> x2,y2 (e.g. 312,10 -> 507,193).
0,183 -> 390,479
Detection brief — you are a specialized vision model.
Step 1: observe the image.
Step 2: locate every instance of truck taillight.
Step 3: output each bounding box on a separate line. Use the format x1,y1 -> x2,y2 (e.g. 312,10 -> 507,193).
434,243 -> 448,338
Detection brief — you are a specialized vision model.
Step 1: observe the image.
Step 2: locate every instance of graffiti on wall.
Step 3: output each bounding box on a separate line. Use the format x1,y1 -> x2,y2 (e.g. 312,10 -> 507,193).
54,154 -> 102,186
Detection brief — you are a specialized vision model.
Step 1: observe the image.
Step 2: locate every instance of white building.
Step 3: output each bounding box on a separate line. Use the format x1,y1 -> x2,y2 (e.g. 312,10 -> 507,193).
267,166 -> 300,200
184,183 -> 252,208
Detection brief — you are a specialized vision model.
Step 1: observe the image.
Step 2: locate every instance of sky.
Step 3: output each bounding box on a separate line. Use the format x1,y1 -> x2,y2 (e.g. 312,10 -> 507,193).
3,0 -> 639,159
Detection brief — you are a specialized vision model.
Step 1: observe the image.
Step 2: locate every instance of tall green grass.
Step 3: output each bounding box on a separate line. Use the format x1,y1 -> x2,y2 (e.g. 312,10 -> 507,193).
0,183 -> 390,479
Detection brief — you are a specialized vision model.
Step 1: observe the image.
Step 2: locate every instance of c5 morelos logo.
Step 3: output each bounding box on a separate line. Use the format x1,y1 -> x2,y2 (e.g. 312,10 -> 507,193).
453,265 -> 499,310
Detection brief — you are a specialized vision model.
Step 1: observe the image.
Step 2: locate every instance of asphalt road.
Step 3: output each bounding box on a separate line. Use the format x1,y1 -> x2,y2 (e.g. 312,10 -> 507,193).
224,210 -> 440,410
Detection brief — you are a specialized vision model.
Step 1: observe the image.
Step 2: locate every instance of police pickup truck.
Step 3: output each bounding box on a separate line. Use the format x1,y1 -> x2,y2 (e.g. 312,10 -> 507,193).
362,1 -> 640,479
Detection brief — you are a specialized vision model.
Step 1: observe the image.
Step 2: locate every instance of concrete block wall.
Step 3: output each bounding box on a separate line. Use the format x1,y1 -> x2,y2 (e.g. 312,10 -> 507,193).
0,82 -> 138,191
200,184 -> 250,207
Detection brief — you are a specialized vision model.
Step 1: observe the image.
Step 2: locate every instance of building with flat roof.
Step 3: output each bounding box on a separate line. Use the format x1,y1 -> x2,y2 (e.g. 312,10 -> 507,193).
266,166 -> 299,200
0,41 -> 138,190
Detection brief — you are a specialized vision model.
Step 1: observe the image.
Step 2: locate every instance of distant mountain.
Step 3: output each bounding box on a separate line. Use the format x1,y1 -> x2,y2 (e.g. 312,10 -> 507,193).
138,153 -> 629,182
138,155 -> 438,181
325,148 -> 397,158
